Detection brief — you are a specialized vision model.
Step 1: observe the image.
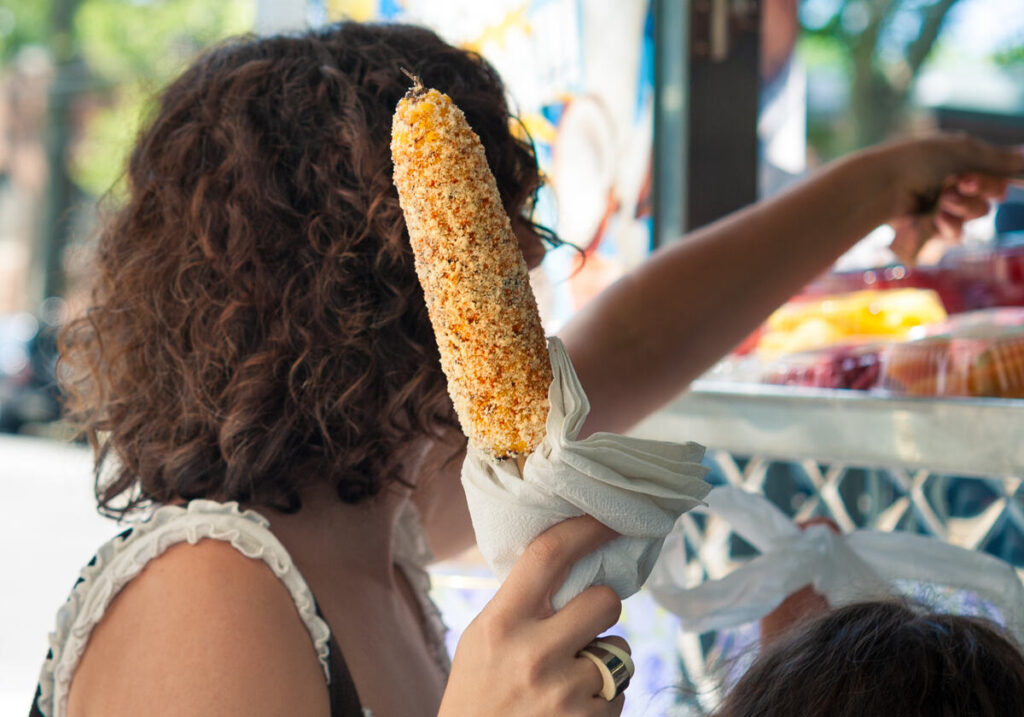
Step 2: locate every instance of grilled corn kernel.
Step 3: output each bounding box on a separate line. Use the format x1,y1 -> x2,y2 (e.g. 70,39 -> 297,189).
391,80 -> 551,458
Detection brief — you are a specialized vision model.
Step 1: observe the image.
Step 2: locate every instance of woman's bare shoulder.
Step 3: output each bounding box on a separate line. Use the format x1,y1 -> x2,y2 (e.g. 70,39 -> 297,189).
67,538 -> 331,717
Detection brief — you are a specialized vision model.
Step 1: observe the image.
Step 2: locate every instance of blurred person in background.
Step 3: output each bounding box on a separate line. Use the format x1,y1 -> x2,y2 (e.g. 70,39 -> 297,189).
30,20 -> 1022,717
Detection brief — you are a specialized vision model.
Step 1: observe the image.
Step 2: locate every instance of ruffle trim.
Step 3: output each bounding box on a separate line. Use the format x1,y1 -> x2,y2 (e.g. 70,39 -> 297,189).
393,502 -> 451,675
35,500 -> 332,717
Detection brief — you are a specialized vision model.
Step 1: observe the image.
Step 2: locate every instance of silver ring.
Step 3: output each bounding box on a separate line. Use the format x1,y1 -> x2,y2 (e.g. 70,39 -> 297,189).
578,642 -> 631,700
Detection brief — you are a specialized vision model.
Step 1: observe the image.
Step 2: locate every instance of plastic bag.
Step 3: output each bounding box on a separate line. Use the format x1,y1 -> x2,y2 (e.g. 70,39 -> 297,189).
648,486 -> 1024,642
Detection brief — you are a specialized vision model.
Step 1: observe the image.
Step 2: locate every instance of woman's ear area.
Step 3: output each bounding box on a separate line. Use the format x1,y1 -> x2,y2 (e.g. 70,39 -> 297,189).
512,215 -> 546,270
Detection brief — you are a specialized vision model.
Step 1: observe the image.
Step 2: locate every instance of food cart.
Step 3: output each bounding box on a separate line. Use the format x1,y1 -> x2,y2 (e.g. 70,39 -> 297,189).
296,1 -> 1024,712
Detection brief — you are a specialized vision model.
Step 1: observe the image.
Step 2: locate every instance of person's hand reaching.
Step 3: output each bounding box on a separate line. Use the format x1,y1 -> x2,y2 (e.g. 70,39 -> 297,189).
865,135 -> 1023,264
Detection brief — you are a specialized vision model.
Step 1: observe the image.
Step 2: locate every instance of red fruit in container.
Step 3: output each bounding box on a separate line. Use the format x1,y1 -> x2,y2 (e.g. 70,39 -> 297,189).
938,244 -> 1024,312
763,345 -> 883,391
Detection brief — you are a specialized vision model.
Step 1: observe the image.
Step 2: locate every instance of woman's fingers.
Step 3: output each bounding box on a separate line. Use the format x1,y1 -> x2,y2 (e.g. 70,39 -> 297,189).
890,215 -> 936,265
594,635 -> 631,656
940,188 -> 992,220
936,210 -> 964,241
572,635 -> 633,709
570,651 -> 611,698
494,516 -> 618,617
441,519 -> 628,715
893,180 -> 992,256
549,585 -> 623,651
761,585 -> 830,646
956,173 -> 1010,200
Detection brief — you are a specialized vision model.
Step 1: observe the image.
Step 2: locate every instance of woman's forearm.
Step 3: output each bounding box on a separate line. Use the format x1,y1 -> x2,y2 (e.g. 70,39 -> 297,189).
561,149 -> 895,436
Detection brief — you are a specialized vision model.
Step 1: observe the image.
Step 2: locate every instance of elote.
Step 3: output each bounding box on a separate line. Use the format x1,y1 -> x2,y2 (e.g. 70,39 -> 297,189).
391,76 -> 551,458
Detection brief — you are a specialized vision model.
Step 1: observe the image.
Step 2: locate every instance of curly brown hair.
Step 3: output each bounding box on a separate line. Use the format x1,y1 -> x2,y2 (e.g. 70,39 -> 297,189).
59,22 -> 554,517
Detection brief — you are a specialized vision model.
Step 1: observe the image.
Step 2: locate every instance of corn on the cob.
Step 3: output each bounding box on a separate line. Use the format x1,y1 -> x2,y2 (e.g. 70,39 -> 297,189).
391,77 -> 551,458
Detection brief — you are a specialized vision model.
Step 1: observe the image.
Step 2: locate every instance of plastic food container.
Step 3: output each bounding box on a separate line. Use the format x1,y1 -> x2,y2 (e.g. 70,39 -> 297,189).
880,317 -> 1024,398
938,243 -> 1024,312
881,337 -> 962,396
807,265 -> 966,313
753,309 -> 1024,397
763,344 -> 884,391
966,332 -> 1024,398
756,289 -> 947,358
805,242 -> 1024,315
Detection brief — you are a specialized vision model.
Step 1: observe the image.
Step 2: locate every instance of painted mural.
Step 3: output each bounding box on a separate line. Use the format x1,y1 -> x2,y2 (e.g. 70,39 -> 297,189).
325,0 -> 656,331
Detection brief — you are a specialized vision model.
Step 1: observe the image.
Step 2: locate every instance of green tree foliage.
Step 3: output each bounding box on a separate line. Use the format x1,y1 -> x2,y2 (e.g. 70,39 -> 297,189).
800,0 -> 962,156
3,0 -> 253,198
75,0 -> 252,85
0,0 -> 54,61
994,40 -> 1024,68
72,0 -> 253,197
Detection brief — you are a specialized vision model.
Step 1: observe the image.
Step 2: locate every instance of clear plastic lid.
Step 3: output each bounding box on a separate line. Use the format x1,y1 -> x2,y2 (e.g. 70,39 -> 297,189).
762,344 -> 884,391
881,326 -> 1024,398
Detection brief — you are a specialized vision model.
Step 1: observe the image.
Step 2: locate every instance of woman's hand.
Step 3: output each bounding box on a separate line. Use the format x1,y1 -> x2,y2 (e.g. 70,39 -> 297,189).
439,516 -> 631,716
863,135 -> 1023,262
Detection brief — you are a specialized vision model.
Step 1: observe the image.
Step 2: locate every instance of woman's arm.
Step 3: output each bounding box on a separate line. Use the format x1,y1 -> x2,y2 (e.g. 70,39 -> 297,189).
66,540 -> 330,717
417,136 -> 1018,560
562,135 -> 1023,436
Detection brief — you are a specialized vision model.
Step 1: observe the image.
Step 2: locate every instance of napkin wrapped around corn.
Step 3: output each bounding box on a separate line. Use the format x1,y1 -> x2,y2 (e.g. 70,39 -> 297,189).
391,77 -> 709,609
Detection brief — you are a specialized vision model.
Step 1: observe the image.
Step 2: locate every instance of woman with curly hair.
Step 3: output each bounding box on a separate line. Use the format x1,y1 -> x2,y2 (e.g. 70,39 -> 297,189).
31,21 -> 1021,717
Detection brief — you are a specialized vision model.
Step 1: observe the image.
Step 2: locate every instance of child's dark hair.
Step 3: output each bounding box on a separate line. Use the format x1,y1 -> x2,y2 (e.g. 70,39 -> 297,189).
716,599 -> 1024,717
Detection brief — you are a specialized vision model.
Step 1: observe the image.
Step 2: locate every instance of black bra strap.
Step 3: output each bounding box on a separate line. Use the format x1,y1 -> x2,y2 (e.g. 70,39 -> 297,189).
324,623 -> 364,716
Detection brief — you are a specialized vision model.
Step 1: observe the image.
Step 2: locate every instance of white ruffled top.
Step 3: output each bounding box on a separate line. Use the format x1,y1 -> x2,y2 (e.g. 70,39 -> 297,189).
34,499 -> 449,717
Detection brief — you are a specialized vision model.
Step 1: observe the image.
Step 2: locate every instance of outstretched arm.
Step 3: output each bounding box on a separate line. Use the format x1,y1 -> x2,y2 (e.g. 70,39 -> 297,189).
418,136 -> 1018,561
562,135 -> 1022,436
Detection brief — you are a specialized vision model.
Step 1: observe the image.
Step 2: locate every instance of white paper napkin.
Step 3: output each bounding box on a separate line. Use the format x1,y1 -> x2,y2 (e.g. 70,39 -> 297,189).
648,486 -> 1024,642
461,337 -> 711,610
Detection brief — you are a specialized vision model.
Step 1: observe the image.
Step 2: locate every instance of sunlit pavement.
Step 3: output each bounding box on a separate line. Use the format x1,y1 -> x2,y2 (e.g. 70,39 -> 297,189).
0,434 -> 118,715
